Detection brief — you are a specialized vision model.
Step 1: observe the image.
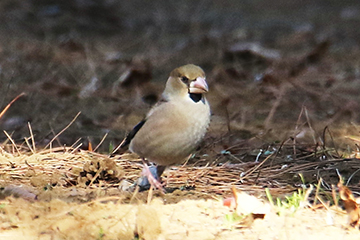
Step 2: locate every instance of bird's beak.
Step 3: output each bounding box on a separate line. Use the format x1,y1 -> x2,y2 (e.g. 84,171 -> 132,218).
189,77 -> 208,93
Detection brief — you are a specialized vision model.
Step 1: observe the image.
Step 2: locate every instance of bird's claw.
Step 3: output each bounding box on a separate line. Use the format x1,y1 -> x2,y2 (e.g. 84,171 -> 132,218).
137,164 -> 165,192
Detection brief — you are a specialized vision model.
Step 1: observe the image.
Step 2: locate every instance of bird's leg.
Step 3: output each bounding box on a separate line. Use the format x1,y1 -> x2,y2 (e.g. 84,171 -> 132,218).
156,165 -> 166,180
141,158 -> 164,192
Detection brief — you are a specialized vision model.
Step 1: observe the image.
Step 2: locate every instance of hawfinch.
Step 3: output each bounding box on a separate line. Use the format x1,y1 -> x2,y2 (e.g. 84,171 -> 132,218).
120,64 -> 210,188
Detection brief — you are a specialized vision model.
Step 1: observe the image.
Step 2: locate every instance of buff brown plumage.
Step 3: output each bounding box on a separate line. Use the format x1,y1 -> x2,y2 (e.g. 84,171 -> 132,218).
121,64 -> 210,188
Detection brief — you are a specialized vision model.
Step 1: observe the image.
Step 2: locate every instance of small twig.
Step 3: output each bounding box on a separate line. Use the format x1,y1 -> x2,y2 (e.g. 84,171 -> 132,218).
94,132 -> 109,152
70,138 -> 83,150
295,105 -> 305,131
3,130 -> 21,155
346,168 -> 360,185
110,136 -> 127,156
87,167 -> 103,188
26,122 -> 36,153
130,185 -> 140,204
269,137 -> 291,167
313,177 -> 322,206
303,106 -> 317,145
24,137 -> 35,154
322,126 -> 340,158
293,105 -> 306,160
264,84 -> 287,129
147,185 -> 154,204
0,92 -> 25,120
304,184 -> 314,202
316,195 -> 330,211
70,143 -> 83,154
48,126 -> 63,150
240,153 -> 274,181
45,112 -> 81,149
86,196 -> 123,205
25,160 -> 33,168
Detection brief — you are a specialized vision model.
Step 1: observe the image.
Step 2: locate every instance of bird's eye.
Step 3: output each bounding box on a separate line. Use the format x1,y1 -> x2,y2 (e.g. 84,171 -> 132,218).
181,76 -> 189,83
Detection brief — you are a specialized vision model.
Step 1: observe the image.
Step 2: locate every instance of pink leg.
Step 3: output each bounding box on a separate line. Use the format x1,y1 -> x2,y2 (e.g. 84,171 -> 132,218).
142,159 -> 165,192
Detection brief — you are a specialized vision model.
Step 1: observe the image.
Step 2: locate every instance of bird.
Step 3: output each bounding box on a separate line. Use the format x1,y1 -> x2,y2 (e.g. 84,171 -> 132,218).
119,64 -> 211,190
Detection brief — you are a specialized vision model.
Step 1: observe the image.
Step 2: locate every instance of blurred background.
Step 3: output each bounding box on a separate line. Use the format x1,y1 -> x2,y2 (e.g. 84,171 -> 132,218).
1,0 -> 360,154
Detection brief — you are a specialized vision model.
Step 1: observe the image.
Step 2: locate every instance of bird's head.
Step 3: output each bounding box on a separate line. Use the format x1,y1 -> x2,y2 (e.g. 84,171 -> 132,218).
163,64 -> 208,102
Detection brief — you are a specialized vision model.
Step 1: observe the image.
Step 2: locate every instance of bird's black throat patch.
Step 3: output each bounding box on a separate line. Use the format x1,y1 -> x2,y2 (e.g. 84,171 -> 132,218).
189,93 -> 203,103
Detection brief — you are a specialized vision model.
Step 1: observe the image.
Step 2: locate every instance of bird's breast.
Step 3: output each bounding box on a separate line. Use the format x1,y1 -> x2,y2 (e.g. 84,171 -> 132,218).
129,99 -> 210,166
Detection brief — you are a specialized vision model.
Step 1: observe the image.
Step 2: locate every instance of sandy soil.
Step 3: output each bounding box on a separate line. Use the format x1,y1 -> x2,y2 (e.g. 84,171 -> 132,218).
0,148 -> 359,239
0,194 -> 358,240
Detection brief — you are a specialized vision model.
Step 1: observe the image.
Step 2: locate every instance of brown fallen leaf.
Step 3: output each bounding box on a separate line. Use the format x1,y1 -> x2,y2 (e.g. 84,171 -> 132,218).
338,180 -> 360,228
223,186 -> 270,227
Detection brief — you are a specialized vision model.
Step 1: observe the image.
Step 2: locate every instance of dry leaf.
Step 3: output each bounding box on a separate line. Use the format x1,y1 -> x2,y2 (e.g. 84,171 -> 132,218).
224,186 -> 270,227
338,181 -> 360,228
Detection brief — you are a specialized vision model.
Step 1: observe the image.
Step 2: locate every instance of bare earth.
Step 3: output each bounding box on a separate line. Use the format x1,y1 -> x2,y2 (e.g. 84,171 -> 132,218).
0,197 -> 359,240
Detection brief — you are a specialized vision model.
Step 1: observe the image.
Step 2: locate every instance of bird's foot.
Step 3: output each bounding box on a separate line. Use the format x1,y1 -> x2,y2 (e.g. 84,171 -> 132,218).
137,163 -> 165,192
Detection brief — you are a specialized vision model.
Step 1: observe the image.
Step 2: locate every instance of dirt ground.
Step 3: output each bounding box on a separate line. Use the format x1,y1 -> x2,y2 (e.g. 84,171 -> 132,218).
1,196 -> 360,240
1,1 -> 360,239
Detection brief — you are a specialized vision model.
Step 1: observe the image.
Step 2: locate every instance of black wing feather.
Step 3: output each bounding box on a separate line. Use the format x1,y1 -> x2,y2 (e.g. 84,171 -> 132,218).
119,98 -> 167,150
120,119 -> 146,148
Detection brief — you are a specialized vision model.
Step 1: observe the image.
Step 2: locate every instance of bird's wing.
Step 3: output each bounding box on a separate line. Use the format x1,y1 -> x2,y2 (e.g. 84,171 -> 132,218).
119,98 -> 168,149
119,119 -> 146,149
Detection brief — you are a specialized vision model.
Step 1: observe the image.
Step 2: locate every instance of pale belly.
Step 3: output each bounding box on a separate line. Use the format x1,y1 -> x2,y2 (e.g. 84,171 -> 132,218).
129,99 -> 210,166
